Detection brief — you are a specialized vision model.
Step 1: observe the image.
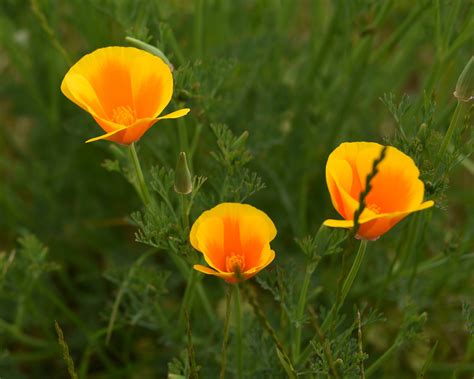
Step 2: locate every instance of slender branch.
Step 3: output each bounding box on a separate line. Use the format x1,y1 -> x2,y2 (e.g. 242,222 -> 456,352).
308,306 -> 340,379
244,284 -> 296,377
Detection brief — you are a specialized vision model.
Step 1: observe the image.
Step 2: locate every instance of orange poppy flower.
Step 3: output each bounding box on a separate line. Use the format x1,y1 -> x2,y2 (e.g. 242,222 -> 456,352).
324,142 -> 434,240
190,203 -> 277,283
61,46 -> 190,144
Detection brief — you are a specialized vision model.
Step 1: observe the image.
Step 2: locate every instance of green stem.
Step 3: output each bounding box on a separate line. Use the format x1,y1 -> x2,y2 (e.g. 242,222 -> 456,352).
341,240 -> 368,301
128,143 -> 214,324
234,285 -> 243,379
180,193 -> 189,231
322,240 -> 368,331
128,143 -> 152,206
194,0 -> 204,59
220,287 -> 233,379
169,253 -> 216,323
436,101 -> 469,172
105,249 -> 158,345
178,269 -> 198,328
293,259 -> 320,361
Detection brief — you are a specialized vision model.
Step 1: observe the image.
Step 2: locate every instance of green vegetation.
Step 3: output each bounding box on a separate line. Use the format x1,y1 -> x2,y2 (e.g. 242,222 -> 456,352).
0,0 -> 472,378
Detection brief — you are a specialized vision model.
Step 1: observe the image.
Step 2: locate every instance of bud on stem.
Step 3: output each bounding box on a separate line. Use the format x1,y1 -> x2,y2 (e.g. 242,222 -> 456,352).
174,152 -> 193,195
454,56 -> 474,102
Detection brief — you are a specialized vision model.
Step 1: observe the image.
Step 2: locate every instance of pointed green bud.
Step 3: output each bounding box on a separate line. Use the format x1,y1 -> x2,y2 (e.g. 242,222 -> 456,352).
174,152 -> 193,195
454,56 -> 474,102
125,36 -> 174,71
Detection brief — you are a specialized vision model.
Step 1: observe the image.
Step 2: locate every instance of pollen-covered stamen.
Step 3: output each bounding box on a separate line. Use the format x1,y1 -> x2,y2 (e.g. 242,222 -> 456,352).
111,105 -> 136,126
226,254 -> 245,274
367,203 -> 381,214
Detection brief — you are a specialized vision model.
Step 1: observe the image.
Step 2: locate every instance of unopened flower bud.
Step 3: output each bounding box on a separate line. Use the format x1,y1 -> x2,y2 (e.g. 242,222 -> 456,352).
454,56 -> 474,102
174,152 -> 193,195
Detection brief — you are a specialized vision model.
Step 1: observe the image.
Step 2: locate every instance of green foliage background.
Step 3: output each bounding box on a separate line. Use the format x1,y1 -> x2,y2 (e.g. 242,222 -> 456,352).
0,0 -> 473,378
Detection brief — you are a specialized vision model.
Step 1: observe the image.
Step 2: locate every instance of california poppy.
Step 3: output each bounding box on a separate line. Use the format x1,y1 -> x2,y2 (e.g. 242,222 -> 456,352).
190,203 -> 277,283
324,142 -> 434,240
61,46 -> 189,144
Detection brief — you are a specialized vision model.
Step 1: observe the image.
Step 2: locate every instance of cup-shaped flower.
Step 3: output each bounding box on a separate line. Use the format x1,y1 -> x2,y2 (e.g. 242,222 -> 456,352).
190,203 -> 277,283
61,46 -> 190,144
324,142 -> 434,240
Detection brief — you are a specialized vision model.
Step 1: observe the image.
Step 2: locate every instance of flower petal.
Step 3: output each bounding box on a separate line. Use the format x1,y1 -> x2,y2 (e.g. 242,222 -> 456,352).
85,117 -> 159,144
324,200 -> 434,239
157,108 -> 191,120
191,216 -> 226,271
85,126 -> 128,143
61,72 -> 107,119
243,246 -> 275,276
355,145 -> 424,213
193,264 -> 238,282
189,203 -> 277,276
130,51 -> 174,118
326,158 -> 358,219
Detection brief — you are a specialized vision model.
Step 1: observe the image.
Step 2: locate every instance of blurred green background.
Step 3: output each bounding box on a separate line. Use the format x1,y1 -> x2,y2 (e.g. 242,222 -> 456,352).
0,0 -> 473,378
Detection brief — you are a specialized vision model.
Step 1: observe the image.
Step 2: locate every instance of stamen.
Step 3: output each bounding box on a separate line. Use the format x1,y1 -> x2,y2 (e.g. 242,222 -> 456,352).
367,203 -> 381,214
226,254 -> 245,273
111,105 -> 136,126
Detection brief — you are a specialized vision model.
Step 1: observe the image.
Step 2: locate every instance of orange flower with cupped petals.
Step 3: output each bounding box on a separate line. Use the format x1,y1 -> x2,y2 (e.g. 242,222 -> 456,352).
324,142 -> 434,241
61,46 -> 190,144
190,203 -> 277,283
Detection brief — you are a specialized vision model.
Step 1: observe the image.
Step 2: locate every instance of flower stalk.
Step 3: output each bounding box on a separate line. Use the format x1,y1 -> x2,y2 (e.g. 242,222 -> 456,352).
437,56 -> 474,172
220,287 -> 233,379
321,240 -> 368,332
128,143 -> 152,206
293,257 -> 321,361
234,284 -> 243,379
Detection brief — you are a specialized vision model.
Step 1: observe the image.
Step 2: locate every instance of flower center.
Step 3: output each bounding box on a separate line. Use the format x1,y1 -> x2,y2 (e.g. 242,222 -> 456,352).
226,254 -> 245,273
111,105 -> 136,126
367,203 -> 381,214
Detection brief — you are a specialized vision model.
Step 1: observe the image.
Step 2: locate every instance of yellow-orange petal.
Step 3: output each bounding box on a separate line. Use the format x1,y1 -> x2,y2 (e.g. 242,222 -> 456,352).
85,109 -> 190,144
323,200 -> 434,240
157,108 -> 191,120
242,246 -> 275,276
326,158 -> 359,219
61,72 -> 107,119
190,203 -> 277,281
190,203 -> 276,271
62,47 -> 172,118
354,145 -> 424,213
129,50 -> 173,118
61,46 -> 189,145
85,118 -> 159,144
193,265 -> 241,283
